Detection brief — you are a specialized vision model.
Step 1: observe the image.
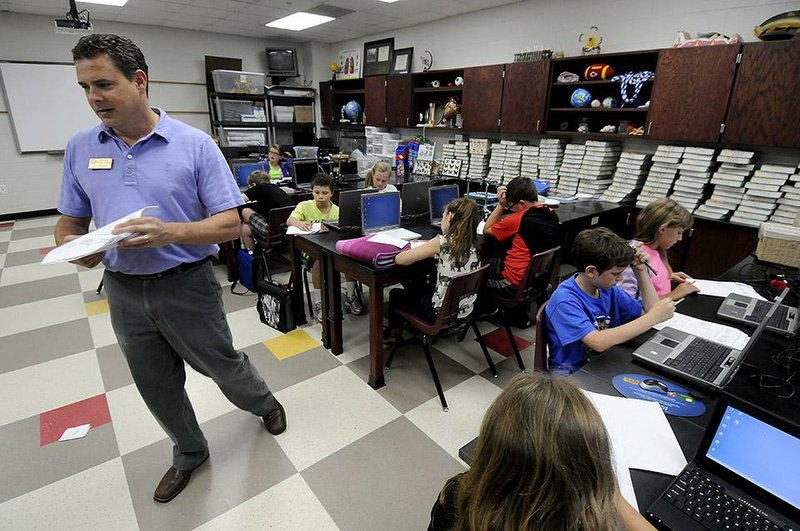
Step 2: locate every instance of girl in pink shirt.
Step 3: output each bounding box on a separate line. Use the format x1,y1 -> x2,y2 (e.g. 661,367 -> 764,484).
619,198 -> 700,301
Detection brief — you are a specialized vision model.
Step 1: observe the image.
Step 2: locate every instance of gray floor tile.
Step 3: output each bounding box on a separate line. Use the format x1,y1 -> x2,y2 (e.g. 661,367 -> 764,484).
0,274 -> 82,309
477,356 -> 529,388
10,226 -> 56,240
246,344 -> 341,394
0,318 -> 94,375
3,248 -> 49,268
123,409 -> 296,531
0,419 -> 119,504
0,242 -> 8,255
221,288 -> 258,313
303,416 -> 465,531
96,344 -> 134,392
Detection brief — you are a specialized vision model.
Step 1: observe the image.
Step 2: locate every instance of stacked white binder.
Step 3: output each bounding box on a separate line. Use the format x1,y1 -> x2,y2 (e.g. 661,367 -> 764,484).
578,141 -> 621,198
467,138 -> 491,181
599,151 -> 652,203
731,164 -> 796,227
772,165 -> 800,225
538,138 -> 566,186
695,149 -> 754,220
671,147 -> 716,212
521,144 -> 540,180
555,143 -> 586,196
637,145 -> 683,207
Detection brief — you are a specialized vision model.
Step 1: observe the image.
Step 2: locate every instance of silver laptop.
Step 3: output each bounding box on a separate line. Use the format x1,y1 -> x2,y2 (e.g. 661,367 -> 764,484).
646,396 -> 800,531
717,292 -> 799,337
632,289 -> 788,390
361,191 -> 401,235
428,184 -> 459,228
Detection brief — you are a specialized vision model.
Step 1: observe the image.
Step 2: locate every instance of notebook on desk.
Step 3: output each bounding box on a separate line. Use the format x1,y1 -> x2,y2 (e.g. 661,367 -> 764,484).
361,191 -> 401,235
323,189 -> 370,232
645,395 -> 800,531
717,293 -> 799,337
632,289 -> 787,391
428,184 -> 460,229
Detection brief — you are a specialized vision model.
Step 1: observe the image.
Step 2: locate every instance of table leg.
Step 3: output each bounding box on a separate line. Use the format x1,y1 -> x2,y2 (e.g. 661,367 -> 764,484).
319,251 -> 331,349
288,237 -> 308,326
327,256 -> 343,355
368,280 -> 385,389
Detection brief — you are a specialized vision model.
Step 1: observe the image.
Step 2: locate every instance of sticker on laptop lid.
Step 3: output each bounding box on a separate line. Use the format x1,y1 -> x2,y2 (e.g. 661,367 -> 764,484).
612,373 -> 706,417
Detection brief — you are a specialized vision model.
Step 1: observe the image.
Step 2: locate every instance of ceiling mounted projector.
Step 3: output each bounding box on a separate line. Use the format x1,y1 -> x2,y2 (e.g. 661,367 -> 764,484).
55,0 -> 93,34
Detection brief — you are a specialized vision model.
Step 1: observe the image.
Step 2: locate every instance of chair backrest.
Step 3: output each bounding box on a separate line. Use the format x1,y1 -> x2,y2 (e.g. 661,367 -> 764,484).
506,246 -> 561,307
534,300 -> 549,372
262,205 -> 295,249
431,264 -> 490,334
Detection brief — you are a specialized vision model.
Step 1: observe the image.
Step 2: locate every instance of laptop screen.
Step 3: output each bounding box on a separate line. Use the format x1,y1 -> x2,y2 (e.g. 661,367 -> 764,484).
292,159 -> 318,188
429,185 -> 459,221
402,180 -> 433,216
706,405 -> 800,509
231,161 -> 266,187
362,192 -> 401,233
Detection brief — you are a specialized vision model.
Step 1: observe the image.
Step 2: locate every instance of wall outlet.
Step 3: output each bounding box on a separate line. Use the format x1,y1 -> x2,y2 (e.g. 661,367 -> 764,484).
0,184 -> 7,195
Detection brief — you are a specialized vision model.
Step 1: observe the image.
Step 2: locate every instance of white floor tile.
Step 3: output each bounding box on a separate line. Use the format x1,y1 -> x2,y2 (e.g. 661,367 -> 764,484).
6,235 -> 57,254
0,293 -> 86,338
273,365 -> 401,471
0,232 -> 10,244
0,350 -> 105,426
333,316 -> 372,364
78,267 -> 106,293
405,375 -> 502,461
88,313 -> 118,348
438,322 -> 507,374
10,215 -> 60,230
0,458 -> 138,531
227,307 -> 283,349
0,261 -> 77,287
194,474 -> 338,531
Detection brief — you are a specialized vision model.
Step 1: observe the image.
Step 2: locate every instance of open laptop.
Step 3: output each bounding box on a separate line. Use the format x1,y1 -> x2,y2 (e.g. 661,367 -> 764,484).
338,160 -> 362,183
428,184 -> 460,229
230,160 -> 266,188
292,158 -> 319,189
717,293 -> 799,337
401,180 -> 434,220
646,395 -> 800,531
323,189 -> 370,232
361,191 -> 401,235
632,289 -> 788,390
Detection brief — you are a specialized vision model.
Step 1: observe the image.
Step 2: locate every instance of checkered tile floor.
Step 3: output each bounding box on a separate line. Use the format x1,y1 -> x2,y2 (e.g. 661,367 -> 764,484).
0,215 -> 539,530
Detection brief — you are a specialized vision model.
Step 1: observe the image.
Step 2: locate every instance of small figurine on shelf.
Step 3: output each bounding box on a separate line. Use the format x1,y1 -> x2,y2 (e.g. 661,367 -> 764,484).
329,61 -> 340,81
577,117 -> 590,133
579,26 -> 603,55
340,100 -> 362,123
600,124 -> 617,133
439,95 -> 462,127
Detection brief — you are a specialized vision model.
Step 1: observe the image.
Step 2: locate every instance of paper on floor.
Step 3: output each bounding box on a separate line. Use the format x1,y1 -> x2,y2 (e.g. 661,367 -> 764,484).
653,313 -> 750,350
59,423 -> 91,442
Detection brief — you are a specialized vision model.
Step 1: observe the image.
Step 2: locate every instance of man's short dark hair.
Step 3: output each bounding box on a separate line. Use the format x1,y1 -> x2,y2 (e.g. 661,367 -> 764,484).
71,34 -> 148,80
572,227 -> 634,273
311,173 -> 334,190
506,177 -> 538,205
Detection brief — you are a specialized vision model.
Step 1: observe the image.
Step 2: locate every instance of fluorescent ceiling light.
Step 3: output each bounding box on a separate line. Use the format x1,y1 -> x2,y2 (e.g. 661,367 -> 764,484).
77,0 -> 128,5
266,12 -> 334,31
379,0 -> 401,3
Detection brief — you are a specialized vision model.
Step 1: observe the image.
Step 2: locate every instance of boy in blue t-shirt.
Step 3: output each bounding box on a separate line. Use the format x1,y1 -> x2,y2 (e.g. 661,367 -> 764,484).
545,227 -> 675,375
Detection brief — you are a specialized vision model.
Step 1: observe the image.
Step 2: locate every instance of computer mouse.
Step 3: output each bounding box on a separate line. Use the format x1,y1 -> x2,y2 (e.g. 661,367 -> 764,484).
639,378 -> 669,393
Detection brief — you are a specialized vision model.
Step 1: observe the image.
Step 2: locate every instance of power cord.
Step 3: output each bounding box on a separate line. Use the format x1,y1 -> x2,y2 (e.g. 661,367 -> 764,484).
743,348 -> 800,399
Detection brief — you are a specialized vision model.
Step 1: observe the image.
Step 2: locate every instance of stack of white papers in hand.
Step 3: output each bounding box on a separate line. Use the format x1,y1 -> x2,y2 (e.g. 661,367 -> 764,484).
653,313 -> 750,350
583,390 -> 688,510
286,222 -> 322,235
42,206 -> 158,264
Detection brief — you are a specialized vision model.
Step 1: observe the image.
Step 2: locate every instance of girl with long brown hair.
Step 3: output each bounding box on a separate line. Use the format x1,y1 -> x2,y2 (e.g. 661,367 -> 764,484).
429,374 -> 655,531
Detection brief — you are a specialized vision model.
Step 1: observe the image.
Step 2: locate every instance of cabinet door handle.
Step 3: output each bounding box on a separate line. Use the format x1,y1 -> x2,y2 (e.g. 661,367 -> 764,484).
536,119 -> 540,132
406,117 -> 409,127
647,122 -> 652,136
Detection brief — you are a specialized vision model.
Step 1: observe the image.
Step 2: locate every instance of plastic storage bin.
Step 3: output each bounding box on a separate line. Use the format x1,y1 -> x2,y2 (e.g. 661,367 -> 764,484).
294,146 -> 319,159
294,105 -> 314,123
214,99 -> 265,123
212,70 -> 265,95
357,155 -> 380,176
217,127 -> 266,147
273,106 -> 294,123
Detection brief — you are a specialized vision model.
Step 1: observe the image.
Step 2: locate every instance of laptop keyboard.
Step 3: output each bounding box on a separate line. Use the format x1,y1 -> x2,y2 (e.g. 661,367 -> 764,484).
663,469 -> 787,530
746,301 -> 789,327
664,338 -> 732,382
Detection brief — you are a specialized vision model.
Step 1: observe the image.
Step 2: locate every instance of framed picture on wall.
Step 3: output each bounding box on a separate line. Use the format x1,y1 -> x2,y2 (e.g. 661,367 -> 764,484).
338,48 -> 362,79
390,47 -> 413,74
363,38 -> 394,77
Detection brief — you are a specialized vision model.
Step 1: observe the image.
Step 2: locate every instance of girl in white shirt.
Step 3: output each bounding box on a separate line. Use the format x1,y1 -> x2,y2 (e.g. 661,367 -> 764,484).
364,161 -> 398,193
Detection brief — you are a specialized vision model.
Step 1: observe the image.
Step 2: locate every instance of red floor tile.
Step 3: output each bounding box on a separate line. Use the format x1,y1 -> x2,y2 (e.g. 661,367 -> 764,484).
40,394 -> 112,446
0,221 -> 14,229
481,327 -> 532,358
40,246 -> 56,255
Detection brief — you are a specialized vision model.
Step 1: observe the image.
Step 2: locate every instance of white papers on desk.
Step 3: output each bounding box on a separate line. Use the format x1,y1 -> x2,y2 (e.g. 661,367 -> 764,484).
690,279 -> 766,301
583,391 -> 688,510
286,223 -> 321,235
368,233 -> 408,249
42,206 -> 157,264
653,313 -> 750,350
380,228 -> 421,240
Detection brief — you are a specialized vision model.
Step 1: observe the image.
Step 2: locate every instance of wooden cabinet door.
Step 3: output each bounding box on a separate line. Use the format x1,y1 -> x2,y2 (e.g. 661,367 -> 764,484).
319,81 -> 335,126
364,76 -> 387,126
647,46 -> 739,143
681,219 -> 758,279
462,65 -> 504,132
500,60 -> 549,134
723,40 -> 800,149
386,74 -> 413,128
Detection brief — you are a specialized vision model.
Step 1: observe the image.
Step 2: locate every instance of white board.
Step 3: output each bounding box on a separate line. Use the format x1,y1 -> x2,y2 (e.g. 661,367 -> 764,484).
0,62 -> 99,153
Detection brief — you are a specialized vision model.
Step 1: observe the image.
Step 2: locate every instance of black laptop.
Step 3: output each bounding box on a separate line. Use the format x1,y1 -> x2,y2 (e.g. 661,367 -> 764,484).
323,189 -> 370,232
646,395 -> 800,530
401,180 -> 433,220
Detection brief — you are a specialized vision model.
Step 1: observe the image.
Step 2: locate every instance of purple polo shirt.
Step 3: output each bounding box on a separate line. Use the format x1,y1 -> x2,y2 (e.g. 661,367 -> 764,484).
59,109 -> 243,274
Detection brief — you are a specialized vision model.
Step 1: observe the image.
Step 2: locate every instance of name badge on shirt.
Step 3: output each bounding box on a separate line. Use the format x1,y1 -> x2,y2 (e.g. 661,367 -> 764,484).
88,158 -> 113,170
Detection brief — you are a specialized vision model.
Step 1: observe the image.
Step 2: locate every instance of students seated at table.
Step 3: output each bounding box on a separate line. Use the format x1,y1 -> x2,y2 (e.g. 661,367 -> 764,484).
287,173 -> 364,319
546,227 -> 675,375
428,373 -> 655,531
386,197 -> 481,339
482,176 -> 560,299
266,143 -> 290,182
363,161 -> 398,193
618,197 -> 699,301
239,170 -> 294,250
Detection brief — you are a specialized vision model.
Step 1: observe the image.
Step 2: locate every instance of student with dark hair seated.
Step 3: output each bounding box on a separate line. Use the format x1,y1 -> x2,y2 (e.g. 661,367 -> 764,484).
239,170 -> 294,250
545,227 -> 675,375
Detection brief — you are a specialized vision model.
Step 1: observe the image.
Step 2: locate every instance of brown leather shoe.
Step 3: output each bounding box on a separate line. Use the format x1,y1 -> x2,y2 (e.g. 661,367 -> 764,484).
262,400 -> 286,435
153,455 -> 208,503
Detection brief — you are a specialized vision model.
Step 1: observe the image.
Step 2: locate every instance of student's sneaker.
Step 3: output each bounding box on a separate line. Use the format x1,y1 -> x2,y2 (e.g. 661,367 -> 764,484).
344,293 -> 365,315
313,301 -> 323,323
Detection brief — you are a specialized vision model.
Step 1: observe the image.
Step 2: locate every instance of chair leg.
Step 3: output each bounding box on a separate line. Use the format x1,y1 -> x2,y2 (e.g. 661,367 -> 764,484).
422,336 -> 448,411
457,319 -> 471,342
473,322 -> 497,378
263,254 -> 272,282
504,323 -> 526,372
385,334 -> 402,368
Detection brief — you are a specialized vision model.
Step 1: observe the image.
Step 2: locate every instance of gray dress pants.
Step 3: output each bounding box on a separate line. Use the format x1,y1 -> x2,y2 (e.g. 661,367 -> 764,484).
103,261 -> 276,470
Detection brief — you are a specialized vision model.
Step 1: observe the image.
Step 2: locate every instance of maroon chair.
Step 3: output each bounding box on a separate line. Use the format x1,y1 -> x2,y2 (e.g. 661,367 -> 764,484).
385,264 -> 493,411
534,300 -> 550,372
252,205 -> 295,282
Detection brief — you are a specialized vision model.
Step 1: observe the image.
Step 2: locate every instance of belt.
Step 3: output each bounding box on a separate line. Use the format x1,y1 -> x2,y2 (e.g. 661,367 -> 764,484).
128,256 -> 213,280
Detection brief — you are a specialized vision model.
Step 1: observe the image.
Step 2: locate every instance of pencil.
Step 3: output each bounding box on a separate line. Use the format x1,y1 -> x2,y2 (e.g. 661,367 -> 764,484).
644,261 -> 657,277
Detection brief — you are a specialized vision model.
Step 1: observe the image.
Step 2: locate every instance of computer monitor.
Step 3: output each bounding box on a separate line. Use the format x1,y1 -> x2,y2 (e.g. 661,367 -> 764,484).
230,160 -> 267,188
361,191 -> 401,234
292,158 -> 318,189
265,48 -> 298,78
429,184 -> 460,223
402,180 -> 434,217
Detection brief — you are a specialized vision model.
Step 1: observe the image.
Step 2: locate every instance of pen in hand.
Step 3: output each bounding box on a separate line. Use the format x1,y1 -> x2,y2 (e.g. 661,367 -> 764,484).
643,260 -> 657,277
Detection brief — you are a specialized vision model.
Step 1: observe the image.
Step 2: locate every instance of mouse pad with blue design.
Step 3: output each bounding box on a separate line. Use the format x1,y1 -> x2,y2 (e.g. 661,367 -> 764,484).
612,373 -> 706,417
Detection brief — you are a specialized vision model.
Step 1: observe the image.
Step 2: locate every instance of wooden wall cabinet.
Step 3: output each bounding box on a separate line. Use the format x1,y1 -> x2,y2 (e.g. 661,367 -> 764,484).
461,65 -> 505,132
500,60 -> 550,134
670,218 -> 758,279
364,76 -> 387,127
386,74 -> 413,128
319,81 -> 335,126
646,46 -> 739,143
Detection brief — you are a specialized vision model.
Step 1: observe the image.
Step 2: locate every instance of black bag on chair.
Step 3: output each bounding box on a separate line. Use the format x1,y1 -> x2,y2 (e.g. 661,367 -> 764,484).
255,275 -> 295,333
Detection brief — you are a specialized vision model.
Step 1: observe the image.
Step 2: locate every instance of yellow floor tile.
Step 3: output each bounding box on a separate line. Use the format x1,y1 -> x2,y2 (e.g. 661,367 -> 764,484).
85,299 -> 110,316
263,329 -> 320,360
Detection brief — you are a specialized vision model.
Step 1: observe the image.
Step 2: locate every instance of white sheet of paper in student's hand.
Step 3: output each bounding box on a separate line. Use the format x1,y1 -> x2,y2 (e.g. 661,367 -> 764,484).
286,222 -> 321,235
59,423 -> 91,442
42,206 -> 158,264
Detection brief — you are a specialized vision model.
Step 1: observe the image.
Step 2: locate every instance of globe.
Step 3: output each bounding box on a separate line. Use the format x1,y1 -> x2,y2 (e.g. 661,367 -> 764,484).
342,100 -> 362,122
570,88 -> 592,108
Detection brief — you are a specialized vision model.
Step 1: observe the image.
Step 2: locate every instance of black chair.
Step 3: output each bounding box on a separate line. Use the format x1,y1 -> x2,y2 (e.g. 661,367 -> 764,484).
252,205 -> 294,282
385,264 -> 493,411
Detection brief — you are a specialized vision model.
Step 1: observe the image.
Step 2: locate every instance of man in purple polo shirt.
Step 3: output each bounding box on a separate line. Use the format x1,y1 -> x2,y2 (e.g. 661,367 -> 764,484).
54,34 -> 286,503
